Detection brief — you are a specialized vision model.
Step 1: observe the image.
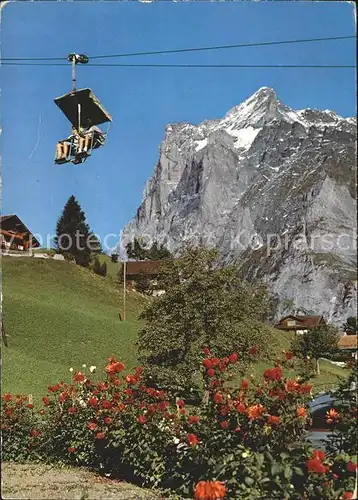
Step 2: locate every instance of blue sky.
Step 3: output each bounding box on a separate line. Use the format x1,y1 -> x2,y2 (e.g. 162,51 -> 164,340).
1,1 -> 356,252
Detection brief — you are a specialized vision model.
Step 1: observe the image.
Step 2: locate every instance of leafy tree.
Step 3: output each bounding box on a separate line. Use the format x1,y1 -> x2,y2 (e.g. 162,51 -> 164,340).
92,257 -> 102,276
126,237 -> 171,261
101,261 -> 107,277
291,324 -> 340,375
111,253 -> 119,263
137,247 -> 272,394
135,270 -> 152,294
55,195 -> 92,267
343,316 -> 357,334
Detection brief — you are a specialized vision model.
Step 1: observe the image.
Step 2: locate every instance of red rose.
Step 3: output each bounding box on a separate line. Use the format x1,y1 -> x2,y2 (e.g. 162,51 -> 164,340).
267,415 -> 281,426
42,397 -> 50,406
102,400 -> 113,410
213,393 -> 223,404
236,403 -> 246,414
104,417 -> 112,425
187,433 -> 199,447
138,415 -> 147,424
220,421 -> 229,429
343,493 -> 353,500
88,421 -> 97,431
307,458 -> 328,474
88,397 -> 98,407
68,447 -> 76,453
207,368 -> 215,377
177,399 -> 185,408
31,429 -> 41,438
96,432 -> 105,439
241,378 -> 249,390
248,346 -> 258,356
26,404 -> 34,409
68,407 -> 78,414
313,450 -> 325,461
188,415 -> 200,424
74,372 -> 86,382
3,393 -> 12,402
180,408 -> 186,415
203,347 -> 211,355
347,461 -> 358,473
203,359 -> 213,369
229,353 -> 238,364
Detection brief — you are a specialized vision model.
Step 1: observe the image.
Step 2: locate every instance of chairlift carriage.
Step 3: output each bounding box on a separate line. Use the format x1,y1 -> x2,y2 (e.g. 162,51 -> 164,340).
54,53 -> 112,165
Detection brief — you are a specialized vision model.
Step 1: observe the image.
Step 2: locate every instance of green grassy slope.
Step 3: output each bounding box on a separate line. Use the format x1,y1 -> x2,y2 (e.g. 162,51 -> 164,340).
1,257 -> 145,398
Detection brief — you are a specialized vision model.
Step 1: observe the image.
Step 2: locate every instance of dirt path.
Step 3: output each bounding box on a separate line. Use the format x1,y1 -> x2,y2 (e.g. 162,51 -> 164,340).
1,462 -> 165,499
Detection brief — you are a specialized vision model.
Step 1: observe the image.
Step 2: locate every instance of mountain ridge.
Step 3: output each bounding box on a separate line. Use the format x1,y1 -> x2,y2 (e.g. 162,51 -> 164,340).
121,87 -> 357,325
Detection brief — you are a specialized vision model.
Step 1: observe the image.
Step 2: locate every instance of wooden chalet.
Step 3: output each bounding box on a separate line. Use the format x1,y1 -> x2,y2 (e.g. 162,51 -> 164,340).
338,334 -> 357,359
125,260 -> 163,290
275,314 -> 326,334
0,214 -> 40,252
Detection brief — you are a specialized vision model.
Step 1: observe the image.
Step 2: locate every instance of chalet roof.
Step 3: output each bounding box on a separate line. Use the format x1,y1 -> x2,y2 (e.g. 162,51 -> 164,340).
0,214 -> 40,247
338,335 -> 357,350
275,314 -> 325,329
125,260 -> 163,277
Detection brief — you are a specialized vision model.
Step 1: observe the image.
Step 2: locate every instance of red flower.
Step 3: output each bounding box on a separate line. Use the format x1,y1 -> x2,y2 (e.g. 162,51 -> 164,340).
247,404 -> 265,420
297,407 -> 308,419
213,393 -> 223,404
126,375 -> 137,385
135,366 -> 143,375
39,409 -> 45,415
177,399 -> 185,408
220,421 -> 229,429
102,400 -> 113,410
104,417 -> 113,425
241,378 -> 249,390
96,432 -> 105,439
236,403 -> 246,414
26,404 -> 34,409
188,415 -> 200,424
235,426 -> 241,433
42,397 -> 50,406
264,367 -> 283,381
267,415 -> 281,426
203,347 -> 211,355
285,351 -> 294,360
211,358 -> 220,367
220,406 -> 229,416
342,492 -> 353,500
194,481 -> 226,500
3,393 -> 12,402
307,458 -> 328,474
187,433 -> 199,447
88,421 -> 97,431
228,353 -> 238,364
158,401 -> 169,411
88,397 -> 98,407
68,447 -> 76,453
313,450 -> 325,461
31,430 -> 41,438
97,382 -> 108,391
326,408 -> 340,424
248,346 -> 258,356
180,408 -> 186,415
203,359 -> 213,369
300,383 -> 312,394
138,415 -> 147,424
74,371 -> 86,382
347,461 -> 358,473
68,407 -> 78,414
207,368 -> 216,377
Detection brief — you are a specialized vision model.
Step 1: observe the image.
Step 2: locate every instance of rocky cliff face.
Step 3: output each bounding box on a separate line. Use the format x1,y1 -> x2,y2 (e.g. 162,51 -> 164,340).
122,87 -> 357,325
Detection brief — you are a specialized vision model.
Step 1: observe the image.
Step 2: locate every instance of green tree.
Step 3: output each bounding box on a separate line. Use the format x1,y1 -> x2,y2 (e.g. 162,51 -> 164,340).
111,253 -> 119,263
343,316 -> 357,334
291,324 -> 340,375
92,257 -> 102,276
135,270 -> 152,294
137,247 -> 271,394
126,237 -> 171,261
55,195 -> 92,267
101,261 -> 107,277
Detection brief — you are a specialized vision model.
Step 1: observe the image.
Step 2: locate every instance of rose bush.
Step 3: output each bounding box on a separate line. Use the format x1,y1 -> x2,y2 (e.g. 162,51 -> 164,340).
1,350 -> 356,499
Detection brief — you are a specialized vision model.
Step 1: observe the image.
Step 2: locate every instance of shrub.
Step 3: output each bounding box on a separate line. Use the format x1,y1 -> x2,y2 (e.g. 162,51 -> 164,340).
1,350 -> 357,499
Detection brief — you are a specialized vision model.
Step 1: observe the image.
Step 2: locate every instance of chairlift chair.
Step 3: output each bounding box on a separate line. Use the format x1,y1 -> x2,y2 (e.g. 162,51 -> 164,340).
54,54 -> 112,165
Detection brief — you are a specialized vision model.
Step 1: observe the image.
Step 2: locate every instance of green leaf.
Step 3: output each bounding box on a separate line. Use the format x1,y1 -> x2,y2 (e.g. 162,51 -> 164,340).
244,477 -> 254,486
271,463 -> 281,476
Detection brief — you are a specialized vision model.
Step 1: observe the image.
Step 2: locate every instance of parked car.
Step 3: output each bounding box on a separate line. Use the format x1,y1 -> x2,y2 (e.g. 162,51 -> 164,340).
306,385 -> 356,450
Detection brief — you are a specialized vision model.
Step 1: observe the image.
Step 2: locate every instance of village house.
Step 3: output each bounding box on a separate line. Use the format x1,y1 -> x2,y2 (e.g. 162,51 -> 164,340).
125,260 -> 165,296
338,334 -> 358,360
0,214 -> 40,252
275,314 -> 326,334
